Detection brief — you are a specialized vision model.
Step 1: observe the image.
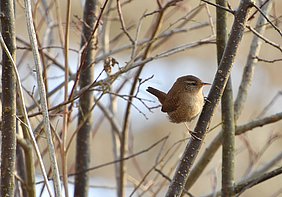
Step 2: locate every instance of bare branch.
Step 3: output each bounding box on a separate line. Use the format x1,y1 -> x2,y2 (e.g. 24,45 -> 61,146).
247,25 -> 282,52
166,1 -> 254,196
0,33 -> 53,197
116,0 -> 134,43
251,2 -> 282,37
254,56 -> 282,63
23,0 -> 62,195
201,0 -> 235,15
235,166 -> 282,195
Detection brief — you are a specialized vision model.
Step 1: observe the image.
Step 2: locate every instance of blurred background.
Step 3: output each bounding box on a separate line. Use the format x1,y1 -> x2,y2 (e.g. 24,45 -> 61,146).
7,0 -> 282,196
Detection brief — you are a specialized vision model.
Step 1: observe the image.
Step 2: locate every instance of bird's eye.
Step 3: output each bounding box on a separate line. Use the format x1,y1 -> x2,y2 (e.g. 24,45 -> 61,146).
186,81 -> 197,86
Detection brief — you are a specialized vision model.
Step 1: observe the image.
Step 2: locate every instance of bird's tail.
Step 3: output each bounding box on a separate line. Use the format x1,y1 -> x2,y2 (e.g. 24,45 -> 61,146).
146,87 -> 166,104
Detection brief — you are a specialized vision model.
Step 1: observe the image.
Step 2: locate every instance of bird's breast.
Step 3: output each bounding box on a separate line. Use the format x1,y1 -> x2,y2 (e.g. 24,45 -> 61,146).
168,93 -> 204,123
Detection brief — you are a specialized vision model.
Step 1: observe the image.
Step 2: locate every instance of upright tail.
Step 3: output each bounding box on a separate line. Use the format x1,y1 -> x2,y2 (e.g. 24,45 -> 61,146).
146,87 -> 166,104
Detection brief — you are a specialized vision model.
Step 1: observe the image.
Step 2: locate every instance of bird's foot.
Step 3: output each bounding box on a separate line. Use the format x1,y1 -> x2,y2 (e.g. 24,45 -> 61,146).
204,97 -> 211,103
184,123 -> 201,141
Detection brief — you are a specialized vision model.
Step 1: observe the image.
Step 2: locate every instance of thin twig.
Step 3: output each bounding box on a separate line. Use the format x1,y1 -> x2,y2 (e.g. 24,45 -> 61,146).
201,0 -> 235,14
234,0 -> 272,121
257,91 -> 282,118
254,56 -> 282,63
203,166 -> 282,197
251,2 -> 282,37
235,166 -> 282,195
61,0 -> 72,195
116,0 -> 134,43
23,0 -> 61,195
35,135 -> 168,183
246,25 -> 282,52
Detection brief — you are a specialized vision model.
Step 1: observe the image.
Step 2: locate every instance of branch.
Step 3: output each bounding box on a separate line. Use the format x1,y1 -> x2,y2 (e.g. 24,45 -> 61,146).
215,0 -> 236,196
186,111 -> 282,189
116,0 -> 134,43
246,25 -> 282,53
186,0 -> 273,189
251,2 -> 282,37
254,56 -> 282,63
204,165 -> 282,197
166,1 -> 254,196
235,166 -> 282,195
23,0 -> 61,195
234,0 -> 272,120
201,0 -> 235,15
1,1 -> 17,196
69,135 -> 168,177
0,33 -> 53,197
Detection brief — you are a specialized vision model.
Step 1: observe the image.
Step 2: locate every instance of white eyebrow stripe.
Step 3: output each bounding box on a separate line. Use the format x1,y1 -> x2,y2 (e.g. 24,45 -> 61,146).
185,80 -> 197,84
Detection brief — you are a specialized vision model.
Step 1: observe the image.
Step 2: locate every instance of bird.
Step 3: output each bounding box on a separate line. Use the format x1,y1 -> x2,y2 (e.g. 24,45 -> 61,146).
147,75 -> 210,139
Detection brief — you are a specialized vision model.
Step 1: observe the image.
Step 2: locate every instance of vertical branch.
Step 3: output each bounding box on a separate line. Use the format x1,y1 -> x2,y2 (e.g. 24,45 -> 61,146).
16,136 -> 36,197
166,1 -> 254,196
1,0 -> 17,196
101,0 -> 123,195
74,0 -> 98,196
221,81 -> 236,195
53,0 -> 65,46
0,34 -> 53,196
119,3 -> 165,196
110,95 -> 122,196
23,0 -> 62,195
216,0 -> 235,196
61,0 -> 71,196
185,0 -> 273,190
40,0 -> 58,108
15,136 -> 28,197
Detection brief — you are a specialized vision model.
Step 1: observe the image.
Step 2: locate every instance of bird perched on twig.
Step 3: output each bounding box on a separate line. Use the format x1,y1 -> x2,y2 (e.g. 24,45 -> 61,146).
147,75 -> 210,139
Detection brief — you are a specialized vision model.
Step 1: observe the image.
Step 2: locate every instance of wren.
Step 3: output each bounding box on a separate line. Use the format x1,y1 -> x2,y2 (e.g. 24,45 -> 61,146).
147,75 -> 210,123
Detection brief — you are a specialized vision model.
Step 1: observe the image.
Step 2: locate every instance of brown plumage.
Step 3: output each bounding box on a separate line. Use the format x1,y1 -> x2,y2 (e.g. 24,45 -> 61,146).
147,75 -> 210,123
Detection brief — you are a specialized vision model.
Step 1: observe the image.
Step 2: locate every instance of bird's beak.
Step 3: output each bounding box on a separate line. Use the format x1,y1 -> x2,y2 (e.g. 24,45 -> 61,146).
202,82 -> 211,86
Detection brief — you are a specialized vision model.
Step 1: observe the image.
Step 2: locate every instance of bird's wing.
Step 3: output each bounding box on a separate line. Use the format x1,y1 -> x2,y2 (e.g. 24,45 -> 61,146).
161,92 -> 179,113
